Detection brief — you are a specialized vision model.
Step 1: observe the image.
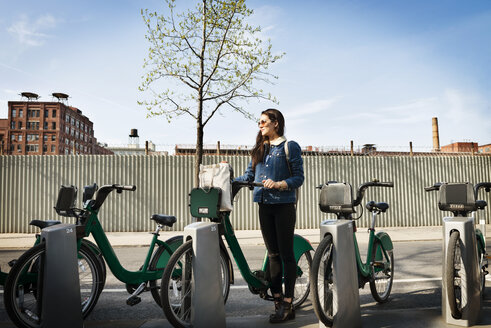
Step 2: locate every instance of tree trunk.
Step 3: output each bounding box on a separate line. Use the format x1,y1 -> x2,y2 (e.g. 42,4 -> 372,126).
194,0 -> 207,187
195,120 -> 204,187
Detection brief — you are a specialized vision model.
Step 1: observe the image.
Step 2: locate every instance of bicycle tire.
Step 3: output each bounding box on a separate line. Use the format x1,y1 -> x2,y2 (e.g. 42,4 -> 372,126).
3,242 -> 104,328
476,237 -> 486,300
446,230 -> 463,319
149,235 -> 183,307
160,240 -> 231,328
369,239 -> 394,303
310,235 -> 334,327
81,238 -> 106,293
293,249 -> 312,308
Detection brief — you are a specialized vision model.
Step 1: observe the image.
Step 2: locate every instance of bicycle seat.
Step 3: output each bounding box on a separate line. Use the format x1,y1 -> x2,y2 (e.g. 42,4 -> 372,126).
365,201 -> 389,213
151,214 -> 177,227
29,220 -> 61,229
476,200 -> 487,210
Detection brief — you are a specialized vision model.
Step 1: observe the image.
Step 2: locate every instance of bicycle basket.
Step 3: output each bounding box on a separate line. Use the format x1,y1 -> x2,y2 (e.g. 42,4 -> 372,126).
54,185 -> 78,217
190,187 -> 222,219
438,183 -> 476,212
319,182 -> 355,214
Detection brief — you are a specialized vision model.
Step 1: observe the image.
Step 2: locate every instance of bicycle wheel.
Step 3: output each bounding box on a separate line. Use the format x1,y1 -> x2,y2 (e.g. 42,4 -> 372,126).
3,242 -> 104,328
310,235 -> 334,327
293,249 -> 312,308
477,237 -> 486,299
149,235 -> 183,307
160,240 -> 231,328
446,230 -> 463,319
369,239 -> 394,303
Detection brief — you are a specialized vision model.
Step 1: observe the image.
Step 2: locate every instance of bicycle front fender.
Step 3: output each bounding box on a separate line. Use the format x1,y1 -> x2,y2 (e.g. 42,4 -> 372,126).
375,231 -> 393,252
293,234 -> 314,262
475,228 -> 486,252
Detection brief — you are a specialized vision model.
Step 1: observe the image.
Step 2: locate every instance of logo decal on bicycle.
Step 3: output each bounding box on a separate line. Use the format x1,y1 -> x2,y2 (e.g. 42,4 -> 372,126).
449,204 -> 465,209
198,207 -> 209,214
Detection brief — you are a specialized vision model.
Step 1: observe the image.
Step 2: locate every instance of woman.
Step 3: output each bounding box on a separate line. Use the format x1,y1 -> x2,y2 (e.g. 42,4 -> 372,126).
235,108 -> 304,323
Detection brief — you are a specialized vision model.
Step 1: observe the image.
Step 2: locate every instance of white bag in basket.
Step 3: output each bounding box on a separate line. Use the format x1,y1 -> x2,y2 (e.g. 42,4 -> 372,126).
198,163 -> 233,211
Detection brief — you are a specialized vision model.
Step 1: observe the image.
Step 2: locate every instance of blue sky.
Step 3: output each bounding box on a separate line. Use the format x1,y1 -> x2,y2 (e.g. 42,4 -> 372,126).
1,0 -> 490,153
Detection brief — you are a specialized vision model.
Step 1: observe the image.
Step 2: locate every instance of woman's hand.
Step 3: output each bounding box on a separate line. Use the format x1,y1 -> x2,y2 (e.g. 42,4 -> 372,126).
262,179 -> 287,190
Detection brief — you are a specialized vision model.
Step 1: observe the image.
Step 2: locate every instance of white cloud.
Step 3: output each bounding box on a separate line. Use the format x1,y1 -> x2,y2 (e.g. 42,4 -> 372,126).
286,97 -> 341,119
7,14 -> 58,47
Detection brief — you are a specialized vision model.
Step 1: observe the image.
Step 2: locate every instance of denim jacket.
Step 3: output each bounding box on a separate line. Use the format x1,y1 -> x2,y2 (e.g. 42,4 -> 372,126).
235,138 -> 304,204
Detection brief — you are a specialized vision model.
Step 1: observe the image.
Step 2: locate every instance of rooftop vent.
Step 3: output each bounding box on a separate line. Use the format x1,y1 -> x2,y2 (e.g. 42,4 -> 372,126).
20,92 -> 39,100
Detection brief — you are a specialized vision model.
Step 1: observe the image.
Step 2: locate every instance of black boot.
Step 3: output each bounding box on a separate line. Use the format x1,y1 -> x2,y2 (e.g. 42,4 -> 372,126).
269,300 -> 295,323
273,294 -> 283,312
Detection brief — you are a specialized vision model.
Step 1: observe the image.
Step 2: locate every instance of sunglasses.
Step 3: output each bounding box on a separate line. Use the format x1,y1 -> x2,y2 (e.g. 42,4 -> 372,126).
258,119 -> 271,127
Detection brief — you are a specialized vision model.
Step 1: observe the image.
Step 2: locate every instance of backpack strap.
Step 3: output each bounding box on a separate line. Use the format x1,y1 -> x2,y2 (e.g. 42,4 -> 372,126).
284,140 -> 292,175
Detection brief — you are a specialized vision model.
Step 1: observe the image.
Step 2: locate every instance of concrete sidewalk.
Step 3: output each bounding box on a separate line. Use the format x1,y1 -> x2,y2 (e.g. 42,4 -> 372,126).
1,225 -> 491,249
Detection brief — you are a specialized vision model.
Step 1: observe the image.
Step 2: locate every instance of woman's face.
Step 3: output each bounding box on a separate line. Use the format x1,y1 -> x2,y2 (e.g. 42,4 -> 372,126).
258,114 -> 279,139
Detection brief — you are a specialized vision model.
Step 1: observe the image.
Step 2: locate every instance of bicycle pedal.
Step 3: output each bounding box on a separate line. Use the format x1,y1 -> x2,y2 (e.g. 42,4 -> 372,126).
126,296 -> 142,306
8,259 -> 17,267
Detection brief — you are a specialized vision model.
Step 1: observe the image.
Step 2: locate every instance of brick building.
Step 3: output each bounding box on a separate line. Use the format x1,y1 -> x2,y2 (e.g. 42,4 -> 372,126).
479,143 -> 491,154
0,93 -> 113,155
440,142 -> 479,153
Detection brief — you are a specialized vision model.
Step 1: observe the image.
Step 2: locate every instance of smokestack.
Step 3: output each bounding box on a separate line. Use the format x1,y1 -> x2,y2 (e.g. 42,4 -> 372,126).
432,117 -> 440,152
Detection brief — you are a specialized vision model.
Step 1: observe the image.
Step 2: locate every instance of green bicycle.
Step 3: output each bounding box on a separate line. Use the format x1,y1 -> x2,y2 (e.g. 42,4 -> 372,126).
310,180 -> 394,327
425,182 -> 490,319
4,183 -> 184,328
160,180 -> 314,328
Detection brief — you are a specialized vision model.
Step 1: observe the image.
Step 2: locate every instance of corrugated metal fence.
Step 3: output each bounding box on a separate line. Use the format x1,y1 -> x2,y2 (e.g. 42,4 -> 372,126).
1,155 -> 490,233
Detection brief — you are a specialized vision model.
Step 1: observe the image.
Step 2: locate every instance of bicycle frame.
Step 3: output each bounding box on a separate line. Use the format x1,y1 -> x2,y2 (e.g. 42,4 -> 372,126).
220,211 -> 313,290
333,200 -> 394,282
80,205 -> 172,285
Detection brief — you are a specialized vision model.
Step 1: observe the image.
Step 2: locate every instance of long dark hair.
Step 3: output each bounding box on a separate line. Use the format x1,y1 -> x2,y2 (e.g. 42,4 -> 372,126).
251,108 -> 285,169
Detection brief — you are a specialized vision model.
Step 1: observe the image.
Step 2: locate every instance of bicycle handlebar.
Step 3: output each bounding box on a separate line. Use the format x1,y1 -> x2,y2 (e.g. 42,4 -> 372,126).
474,182 -> 491,198
232,180 -> 264,199
353,180 -> 394,206
424,182 -> 443,192
425,182 -> 491,200
91,184 -> 137,211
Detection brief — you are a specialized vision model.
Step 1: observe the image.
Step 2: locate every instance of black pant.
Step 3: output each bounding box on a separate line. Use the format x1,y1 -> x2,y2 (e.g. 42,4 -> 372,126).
258,203 -> 297,298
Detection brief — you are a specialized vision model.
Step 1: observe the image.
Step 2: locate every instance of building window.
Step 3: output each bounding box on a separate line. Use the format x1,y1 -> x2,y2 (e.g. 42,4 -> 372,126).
44,109 -> 48,117
18,121 -> 22,129
44,121 -> 48,130
52,110 -> 56,117
12,109 -> 16,118
71,128 -> 74,136
51,135 -> 56,141
26,144 -> 39,152
27,134 -> 39,142
17,145 -> 21,152
11,121 -> 15,129
71,117 -> 75,125
18,135 -> 22,141
27,121 -> 40,130
28,110 -> 40,118
51,145 -> 55,152
76,131 -> 79,139
11,135 -> 15,141
43,144 -> 47,152
66,115 -> 70,123
19,109 -> 23,117
44,135 -> 48,142
52,122 -> 56,129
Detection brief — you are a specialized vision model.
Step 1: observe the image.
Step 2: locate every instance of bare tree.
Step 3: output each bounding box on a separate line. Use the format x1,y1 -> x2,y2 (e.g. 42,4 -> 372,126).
139,0 -> 284,185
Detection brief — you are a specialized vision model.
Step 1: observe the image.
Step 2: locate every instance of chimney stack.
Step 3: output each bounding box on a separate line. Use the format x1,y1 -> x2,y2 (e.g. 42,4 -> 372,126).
432,117 -> 440,152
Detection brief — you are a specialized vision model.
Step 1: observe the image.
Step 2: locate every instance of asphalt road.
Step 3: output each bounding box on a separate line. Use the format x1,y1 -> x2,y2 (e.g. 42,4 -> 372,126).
0,239 -> 490,325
